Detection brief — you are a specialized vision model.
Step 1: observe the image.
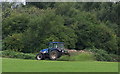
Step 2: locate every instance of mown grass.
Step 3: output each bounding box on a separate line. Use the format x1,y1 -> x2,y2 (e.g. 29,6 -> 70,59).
2,58 -> 118,72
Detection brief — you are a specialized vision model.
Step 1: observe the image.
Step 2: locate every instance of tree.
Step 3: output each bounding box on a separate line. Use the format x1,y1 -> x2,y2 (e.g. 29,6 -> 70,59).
2,13 -> 29,38
27,2 -> 55,9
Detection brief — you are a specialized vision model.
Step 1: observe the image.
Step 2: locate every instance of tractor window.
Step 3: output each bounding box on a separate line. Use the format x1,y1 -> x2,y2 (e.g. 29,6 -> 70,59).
53,43 -> 58,48
49,43 -> 64,49
49,43 -> 58,48
59,43 -> 64,49
49,43 -> 53,48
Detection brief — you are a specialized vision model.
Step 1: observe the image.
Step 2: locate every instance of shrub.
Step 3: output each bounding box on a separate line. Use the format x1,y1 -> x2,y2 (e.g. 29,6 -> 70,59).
2,50 -> 36,60
86,48 -> 119,62
109,54 -> 120,62
58,52 -> 95,61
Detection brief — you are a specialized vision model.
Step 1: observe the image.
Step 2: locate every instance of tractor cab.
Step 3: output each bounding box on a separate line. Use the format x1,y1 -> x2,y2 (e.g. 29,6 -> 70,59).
48,42 -> 64,50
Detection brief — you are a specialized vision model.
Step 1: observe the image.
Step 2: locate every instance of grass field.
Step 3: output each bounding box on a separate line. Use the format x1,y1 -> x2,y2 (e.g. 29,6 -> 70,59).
2,58 -> 118,72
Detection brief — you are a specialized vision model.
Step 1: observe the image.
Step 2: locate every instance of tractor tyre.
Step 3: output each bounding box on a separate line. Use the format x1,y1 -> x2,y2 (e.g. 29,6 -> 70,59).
36,53 -> 44,60
49,50 -> 59,60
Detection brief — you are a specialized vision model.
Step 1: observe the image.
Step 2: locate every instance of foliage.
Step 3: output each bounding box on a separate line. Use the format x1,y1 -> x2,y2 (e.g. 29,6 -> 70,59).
2,13 -> 29,38
86,48 -> 119,62
2,50 -> 36,60
2,2 -> 120,61
76,24 -> 117,53
2,7 -> 77,52
28,2 -> 55,9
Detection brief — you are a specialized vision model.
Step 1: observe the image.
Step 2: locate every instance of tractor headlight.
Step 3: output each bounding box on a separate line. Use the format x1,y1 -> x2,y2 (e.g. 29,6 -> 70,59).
43,51 -> 47,53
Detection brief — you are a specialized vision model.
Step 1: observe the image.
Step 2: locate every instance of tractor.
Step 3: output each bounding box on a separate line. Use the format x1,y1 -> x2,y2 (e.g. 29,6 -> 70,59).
36,42 -> 70,60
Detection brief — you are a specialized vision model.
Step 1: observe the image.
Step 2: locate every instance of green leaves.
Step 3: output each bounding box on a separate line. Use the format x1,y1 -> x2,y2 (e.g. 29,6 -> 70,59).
2,2 -> 119,55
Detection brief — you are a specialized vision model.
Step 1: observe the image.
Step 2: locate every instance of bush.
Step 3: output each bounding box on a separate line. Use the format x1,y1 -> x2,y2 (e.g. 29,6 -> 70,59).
86,48 -> 119,62
109,54 -> 120,62
2,50 -> 36,60
58,52 -> 95,61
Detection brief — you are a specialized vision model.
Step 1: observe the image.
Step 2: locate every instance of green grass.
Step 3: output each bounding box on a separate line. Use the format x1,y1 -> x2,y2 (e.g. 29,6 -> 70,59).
2,58 -> 118,72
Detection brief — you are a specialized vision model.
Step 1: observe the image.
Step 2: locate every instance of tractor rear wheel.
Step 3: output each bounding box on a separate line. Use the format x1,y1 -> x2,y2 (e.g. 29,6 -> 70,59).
49,50 -> 59,60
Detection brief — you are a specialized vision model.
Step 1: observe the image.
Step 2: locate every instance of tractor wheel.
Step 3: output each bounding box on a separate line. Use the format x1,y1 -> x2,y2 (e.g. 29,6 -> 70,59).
36,53 -> 44,60
49,50 -> 59,60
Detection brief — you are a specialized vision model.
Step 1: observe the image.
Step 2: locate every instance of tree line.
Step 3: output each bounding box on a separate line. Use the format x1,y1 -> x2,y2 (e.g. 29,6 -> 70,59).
2,2 -> 120,56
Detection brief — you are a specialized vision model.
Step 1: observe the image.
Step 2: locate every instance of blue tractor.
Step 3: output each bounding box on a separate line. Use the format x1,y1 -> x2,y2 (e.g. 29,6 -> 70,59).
36,42 -> 70,60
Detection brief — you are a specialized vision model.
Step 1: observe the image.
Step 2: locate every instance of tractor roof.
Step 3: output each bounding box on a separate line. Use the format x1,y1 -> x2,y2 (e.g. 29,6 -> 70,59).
49,42 -> 64,43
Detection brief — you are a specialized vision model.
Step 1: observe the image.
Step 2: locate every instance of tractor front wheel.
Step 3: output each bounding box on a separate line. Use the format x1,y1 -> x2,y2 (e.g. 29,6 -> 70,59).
36,53 -> 44,60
